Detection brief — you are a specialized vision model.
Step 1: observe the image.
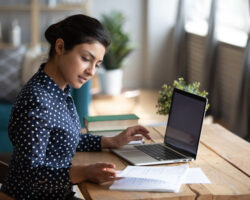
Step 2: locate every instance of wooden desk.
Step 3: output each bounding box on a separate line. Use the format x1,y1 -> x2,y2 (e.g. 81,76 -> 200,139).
72,124 -> 250,200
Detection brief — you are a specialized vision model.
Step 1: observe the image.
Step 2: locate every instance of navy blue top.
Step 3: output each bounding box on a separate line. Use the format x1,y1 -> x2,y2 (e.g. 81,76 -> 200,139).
1,64 -> 102,199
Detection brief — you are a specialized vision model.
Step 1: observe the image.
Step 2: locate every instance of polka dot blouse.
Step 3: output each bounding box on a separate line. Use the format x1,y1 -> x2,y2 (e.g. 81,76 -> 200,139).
1,64 -> 102,199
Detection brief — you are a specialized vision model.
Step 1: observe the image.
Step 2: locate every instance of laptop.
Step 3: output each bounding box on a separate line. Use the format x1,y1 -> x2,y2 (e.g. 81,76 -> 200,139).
112,88 -> 207,166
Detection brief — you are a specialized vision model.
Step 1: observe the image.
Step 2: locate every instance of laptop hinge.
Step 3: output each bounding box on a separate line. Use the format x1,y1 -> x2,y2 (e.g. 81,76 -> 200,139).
165,143 -> 195,158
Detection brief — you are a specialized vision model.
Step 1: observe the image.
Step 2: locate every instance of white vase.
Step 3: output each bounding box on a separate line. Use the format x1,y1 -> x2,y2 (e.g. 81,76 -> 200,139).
11,19 -> 21,47
98,68 -> 123,95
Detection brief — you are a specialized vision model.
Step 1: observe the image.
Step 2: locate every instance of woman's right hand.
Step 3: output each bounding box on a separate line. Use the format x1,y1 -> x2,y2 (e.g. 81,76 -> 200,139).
69,162 -> 118,184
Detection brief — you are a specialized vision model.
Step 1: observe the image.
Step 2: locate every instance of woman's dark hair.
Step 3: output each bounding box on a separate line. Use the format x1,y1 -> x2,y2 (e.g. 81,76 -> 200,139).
45,14 -> 111,59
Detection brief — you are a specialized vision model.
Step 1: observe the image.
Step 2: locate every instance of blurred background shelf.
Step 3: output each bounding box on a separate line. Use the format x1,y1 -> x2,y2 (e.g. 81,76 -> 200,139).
39,4 -> 89,11
0,0 -> 90,48
0,5 -> 30,11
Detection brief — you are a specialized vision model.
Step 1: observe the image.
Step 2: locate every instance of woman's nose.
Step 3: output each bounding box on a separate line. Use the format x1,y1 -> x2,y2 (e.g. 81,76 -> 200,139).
86,64 -> 96,76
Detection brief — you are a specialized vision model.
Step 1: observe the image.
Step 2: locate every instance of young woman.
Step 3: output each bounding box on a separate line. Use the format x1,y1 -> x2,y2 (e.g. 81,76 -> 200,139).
1,14 -> 150,200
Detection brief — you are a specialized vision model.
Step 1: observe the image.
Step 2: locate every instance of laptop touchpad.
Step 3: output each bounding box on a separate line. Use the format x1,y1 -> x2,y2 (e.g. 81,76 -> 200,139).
118,150 -> 156,163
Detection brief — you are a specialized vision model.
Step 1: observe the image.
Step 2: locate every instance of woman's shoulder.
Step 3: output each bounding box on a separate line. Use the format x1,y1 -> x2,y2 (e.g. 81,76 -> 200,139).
19,80 -> 47,99
14,78 -> 51,110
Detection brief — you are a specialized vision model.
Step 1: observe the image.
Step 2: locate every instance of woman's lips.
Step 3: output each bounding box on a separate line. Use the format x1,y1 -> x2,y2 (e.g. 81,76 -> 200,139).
78,75 -> 87,83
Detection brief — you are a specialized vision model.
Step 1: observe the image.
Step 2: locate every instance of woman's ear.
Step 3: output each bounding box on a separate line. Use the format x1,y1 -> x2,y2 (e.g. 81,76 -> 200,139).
55,38 -> 65,55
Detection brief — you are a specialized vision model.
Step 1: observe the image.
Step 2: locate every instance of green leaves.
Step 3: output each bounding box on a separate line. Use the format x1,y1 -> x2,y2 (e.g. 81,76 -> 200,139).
101,11 -> 134,70
156,78 -> 210,115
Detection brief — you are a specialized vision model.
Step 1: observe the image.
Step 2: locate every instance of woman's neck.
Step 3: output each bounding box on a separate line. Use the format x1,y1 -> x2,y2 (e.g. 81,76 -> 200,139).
43,60 -> 67,91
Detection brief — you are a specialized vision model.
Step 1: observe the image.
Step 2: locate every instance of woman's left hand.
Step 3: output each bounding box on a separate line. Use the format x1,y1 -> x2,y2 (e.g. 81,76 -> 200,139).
101,125 -> 151,148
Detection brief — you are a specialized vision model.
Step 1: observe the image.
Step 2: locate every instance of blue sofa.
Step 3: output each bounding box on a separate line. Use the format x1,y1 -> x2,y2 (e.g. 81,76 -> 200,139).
0,81 -> 91,153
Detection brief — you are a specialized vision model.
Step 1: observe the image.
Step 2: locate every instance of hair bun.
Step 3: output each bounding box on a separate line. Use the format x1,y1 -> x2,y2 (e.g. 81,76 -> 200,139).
45,23 -> 61,45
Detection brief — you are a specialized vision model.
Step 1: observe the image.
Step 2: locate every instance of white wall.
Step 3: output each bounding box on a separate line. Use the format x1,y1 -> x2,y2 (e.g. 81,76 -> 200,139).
91,0 -> 145,89
91,0 -> 179,89
145,0 -> 178,88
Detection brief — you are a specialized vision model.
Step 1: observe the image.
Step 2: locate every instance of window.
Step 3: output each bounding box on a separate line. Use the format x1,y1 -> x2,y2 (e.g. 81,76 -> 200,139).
185,0 -> 211,36
216,0 -> 249,47
185,0 -> 250,47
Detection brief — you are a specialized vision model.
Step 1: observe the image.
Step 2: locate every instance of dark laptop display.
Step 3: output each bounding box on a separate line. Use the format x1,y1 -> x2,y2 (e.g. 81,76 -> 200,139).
164,88 -> 207,158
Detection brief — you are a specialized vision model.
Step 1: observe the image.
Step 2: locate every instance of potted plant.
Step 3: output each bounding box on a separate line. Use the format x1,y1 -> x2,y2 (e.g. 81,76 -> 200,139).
98,11 -> 134,95
156,78 -> 210,115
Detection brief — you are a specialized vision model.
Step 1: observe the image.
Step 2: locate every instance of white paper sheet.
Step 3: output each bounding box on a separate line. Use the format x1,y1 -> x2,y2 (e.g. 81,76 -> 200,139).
110,164 -> 189,192
118,164 -> 189,181
183,168 -> 211,184
111,165 -> 210,192
117,167 -> 210,184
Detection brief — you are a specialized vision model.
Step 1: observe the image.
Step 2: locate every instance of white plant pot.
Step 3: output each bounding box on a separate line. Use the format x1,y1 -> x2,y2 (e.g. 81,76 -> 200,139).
98,68 -> 123,95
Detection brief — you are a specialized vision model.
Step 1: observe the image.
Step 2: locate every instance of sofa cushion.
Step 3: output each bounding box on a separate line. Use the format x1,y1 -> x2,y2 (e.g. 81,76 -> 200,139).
0,129 -> 12,153
0,103 -> 12,129
0,46 -> 26,102
0,103 -> 12,152
21,46 -> 47,85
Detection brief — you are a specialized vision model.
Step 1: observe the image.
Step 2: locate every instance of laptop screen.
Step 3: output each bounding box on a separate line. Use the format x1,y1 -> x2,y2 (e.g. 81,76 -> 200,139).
164,88 -> 207,158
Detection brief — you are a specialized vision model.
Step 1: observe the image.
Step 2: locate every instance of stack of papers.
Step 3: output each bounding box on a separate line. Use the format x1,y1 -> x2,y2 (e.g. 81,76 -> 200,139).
110,164 -> 189,192
110,164 -> 210,193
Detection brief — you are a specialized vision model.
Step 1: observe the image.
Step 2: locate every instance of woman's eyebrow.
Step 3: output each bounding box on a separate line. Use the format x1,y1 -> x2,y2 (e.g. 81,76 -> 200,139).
87,50 -> 96,60
82,50 -> 103,62
82,50 -> 96,60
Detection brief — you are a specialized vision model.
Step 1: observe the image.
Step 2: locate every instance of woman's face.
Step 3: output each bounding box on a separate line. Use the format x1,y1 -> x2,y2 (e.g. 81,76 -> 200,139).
57,41 -> 105,89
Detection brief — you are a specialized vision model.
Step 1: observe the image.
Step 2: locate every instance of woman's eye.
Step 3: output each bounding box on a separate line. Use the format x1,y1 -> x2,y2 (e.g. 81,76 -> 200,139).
81,57 -> 89,62
96,62 -> 102,69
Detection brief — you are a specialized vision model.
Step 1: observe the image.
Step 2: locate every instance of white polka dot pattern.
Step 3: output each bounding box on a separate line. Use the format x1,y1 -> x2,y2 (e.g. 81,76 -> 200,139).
1,64 -> 102,199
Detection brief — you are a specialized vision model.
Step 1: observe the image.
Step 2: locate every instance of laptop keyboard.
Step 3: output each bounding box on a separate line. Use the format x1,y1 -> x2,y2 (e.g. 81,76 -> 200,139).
135,144 -> 185,161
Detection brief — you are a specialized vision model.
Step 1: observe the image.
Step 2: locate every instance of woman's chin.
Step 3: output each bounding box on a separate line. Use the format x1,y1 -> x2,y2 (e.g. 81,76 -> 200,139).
71,82 -> 84,89
70,78 -> 89,89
